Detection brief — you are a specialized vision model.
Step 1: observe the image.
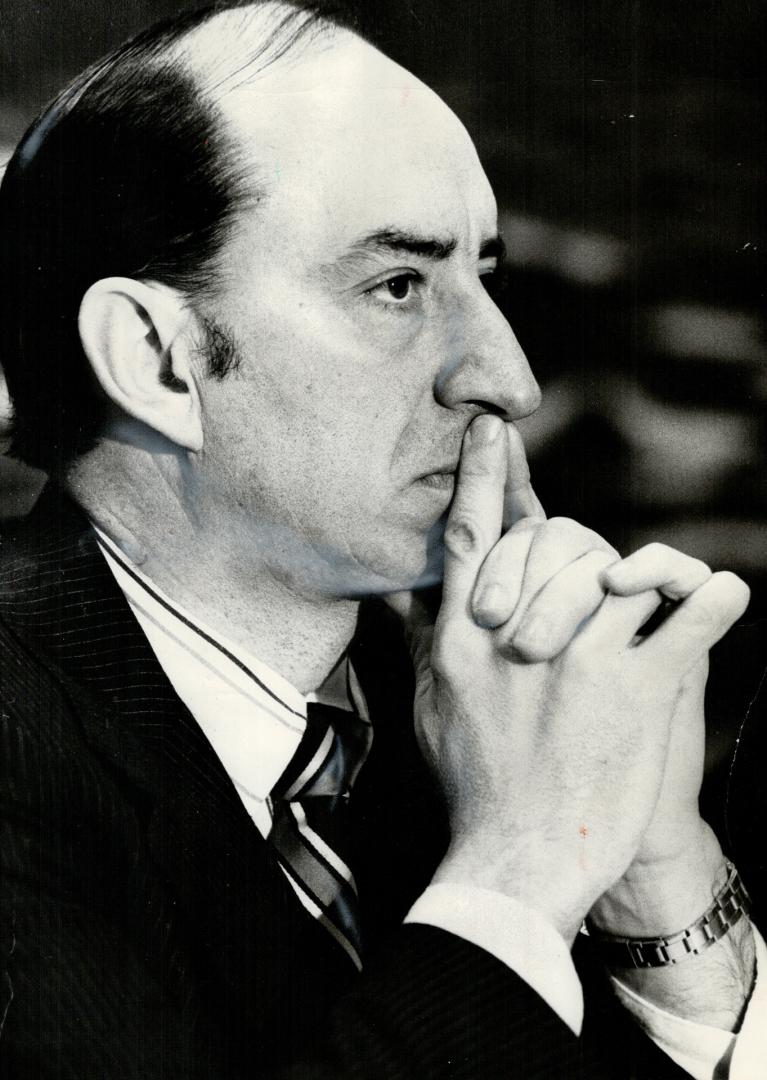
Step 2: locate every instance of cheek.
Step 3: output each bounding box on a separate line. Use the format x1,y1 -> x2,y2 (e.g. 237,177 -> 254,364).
206,289 -> 434,494
202,376 -> 401,524
232,365 -> 413,485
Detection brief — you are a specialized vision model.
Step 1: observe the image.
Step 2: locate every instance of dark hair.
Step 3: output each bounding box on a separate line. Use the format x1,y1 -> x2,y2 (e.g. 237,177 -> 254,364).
0,1 -> 358,473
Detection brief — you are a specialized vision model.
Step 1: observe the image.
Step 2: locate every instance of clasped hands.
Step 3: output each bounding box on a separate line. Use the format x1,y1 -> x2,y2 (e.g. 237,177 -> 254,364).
392,413 -> 750,946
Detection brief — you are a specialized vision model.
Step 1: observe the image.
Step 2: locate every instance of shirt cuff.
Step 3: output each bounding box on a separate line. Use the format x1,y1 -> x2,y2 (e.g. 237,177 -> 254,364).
610,922 -> 767,1080
405,882 -> 583,1035
731,924 -> 767,1079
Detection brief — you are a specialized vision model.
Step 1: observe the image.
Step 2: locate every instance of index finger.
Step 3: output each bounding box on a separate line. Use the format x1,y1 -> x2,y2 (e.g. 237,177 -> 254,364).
441,414 -> 507,623
503,423 -> 546,531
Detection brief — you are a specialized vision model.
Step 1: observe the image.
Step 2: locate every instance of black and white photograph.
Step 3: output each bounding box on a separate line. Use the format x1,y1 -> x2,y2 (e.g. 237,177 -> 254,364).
0,1 -> 765,1076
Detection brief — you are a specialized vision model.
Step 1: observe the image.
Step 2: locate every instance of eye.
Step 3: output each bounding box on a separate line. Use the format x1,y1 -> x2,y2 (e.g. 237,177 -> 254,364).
365,271 -> 420,304
384,275 -> 413,301
480,262 -> 509,302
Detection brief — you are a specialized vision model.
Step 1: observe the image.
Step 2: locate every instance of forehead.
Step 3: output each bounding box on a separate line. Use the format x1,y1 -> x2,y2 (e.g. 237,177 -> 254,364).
218,33 -> 498,260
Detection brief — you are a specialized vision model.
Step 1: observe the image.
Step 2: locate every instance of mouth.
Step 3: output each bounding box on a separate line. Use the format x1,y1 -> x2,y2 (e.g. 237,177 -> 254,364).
416,470 -> 456,492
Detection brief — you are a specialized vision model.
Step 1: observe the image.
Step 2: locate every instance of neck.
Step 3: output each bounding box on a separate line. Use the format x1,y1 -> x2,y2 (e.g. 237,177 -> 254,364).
67,445 -> 360,694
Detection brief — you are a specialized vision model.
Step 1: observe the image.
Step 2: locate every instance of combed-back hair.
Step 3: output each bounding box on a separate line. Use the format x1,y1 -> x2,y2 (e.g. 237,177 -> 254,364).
0,1 -> 358,473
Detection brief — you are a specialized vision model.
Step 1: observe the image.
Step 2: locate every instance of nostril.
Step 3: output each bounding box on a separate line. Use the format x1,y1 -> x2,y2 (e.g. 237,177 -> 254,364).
466,400 -> 505,415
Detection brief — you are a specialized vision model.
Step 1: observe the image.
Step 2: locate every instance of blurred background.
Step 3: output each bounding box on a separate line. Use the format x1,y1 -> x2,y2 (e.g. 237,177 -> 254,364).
1,0 -> 765,617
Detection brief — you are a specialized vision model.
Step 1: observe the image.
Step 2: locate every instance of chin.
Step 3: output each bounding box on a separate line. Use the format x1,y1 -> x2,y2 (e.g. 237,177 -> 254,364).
261,517 -> 447,600
355,520 -> 446,598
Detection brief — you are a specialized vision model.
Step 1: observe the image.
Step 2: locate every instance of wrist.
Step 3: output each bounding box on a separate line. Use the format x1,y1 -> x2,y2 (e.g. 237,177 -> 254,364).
434,838 -> 592,946
589,820 -> 725,938
587,826 -> 756,1029
600,906 -> 755,1031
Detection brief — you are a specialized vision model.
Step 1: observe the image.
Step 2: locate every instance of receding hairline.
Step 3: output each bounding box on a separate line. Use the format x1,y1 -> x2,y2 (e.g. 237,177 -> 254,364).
144,3 -> 367,296
160,3 -> 441,275
172,2 -> 356,104
0,1 -> 366,472
160,2 -> 371,238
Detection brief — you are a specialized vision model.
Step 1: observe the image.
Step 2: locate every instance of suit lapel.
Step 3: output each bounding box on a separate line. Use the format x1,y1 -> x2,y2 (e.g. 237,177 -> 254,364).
0,486 -> 362,1021
0,484 -> 235,805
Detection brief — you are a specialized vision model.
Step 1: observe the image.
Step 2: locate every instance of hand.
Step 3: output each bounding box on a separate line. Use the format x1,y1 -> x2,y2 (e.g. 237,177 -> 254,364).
597,555 -> 729,884
472,517 -> 714,666
472,471 -> 748,894
587,655 -> 735,945
587,657 -> 756,1033
390,414 -> 749,944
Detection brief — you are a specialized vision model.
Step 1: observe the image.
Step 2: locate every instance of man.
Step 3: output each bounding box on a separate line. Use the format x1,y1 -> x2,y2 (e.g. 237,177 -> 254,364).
0,2 -> 763,1076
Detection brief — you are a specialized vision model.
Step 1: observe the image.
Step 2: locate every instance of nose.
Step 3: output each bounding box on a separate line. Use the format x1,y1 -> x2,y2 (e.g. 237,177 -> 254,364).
434,289 -> 541,421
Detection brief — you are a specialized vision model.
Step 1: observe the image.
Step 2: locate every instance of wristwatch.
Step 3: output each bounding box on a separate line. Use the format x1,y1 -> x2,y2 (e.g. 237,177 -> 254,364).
584,861 -> 752,969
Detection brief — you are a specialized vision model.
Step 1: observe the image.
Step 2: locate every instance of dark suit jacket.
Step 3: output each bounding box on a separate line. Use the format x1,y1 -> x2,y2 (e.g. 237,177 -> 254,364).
0,488 -> 694,1078
705,615 -> 767,930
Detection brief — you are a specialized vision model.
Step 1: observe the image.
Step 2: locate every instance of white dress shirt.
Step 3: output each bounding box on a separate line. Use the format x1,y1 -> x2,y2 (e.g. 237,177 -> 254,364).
95,528 -> 766,1079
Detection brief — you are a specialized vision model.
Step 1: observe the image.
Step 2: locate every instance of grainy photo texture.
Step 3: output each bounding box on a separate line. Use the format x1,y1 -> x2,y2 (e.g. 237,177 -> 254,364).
0,2 -> 765,1077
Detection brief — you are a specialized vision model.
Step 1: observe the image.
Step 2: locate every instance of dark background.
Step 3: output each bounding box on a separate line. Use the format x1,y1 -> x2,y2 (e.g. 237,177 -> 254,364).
1,0 -> 765,619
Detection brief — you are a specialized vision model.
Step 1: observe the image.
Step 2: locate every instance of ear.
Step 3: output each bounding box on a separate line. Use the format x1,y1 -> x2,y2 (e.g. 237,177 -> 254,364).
78,277 -> 204,452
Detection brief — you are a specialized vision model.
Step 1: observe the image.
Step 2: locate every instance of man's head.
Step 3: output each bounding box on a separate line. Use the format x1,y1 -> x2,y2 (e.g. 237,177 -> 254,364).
0,1 -> 540,596
0,2 -> 345,470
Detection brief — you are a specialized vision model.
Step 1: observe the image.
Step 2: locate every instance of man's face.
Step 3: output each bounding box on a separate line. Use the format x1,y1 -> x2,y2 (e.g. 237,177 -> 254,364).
192,33 -> 541,597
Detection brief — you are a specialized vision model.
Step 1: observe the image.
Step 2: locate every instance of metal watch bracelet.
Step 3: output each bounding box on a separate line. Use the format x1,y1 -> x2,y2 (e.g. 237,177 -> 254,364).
583,861 -> 752,969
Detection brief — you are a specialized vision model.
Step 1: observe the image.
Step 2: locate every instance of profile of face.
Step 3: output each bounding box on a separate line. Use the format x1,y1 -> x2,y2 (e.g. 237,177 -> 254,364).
186,29 -> 541,598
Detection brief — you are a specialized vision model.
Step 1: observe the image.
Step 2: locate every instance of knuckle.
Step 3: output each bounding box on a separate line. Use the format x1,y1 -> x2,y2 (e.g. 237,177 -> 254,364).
581,549 -> 617,572
682,555 -> 711,578
712,570 -> 751,609
682,594 -> 720,634
675,559 -> 713,596
637,541 -> 671,563
546,516 -> 617,557
534,516 -> 580,554
638,542 -> 708,576
511,634 -> 556,663
713,569 -> 743,589
546,515 -> 580,536
444,515 -> 484,557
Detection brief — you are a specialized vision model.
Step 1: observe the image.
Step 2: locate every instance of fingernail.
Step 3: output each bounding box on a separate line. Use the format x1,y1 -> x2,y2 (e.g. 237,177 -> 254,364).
473,583 -> 507,627
468,414 -> 502,445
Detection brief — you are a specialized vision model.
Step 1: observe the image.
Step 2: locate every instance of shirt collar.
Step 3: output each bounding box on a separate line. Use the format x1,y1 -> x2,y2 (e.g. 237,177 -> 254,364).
92,526 -> 369,822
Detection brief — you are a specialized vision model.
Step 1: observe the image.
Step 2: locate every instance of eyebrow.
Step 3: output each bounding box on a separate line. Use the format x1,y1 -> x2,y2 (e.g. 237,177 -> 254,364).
480,235 -> 506,261
339,229 -> 506,263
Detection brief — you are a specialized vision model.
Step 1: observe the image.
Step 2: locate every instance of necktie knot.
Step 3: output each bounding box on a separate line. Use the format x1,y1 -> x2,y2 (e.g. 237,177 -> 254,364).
273,701 -> 371,802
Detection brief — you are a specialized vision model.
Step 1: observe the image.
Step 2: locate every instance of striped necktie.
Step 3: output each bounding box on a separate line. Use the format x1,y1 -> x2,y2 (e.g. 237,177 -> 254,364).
269,701 -> 372,970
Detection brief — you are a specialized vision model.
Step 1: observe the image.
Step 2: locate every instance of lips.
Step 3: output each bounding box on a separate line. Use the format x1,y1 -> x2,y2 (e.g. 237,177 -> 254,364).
417,470 -> 456,490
